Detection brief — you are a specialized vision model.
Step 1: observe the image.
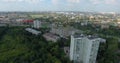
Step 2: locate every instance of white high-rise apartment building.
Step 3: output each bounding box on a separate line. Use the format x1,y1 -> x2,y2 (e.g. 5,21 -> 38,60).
33,20 -> 41,29
70,34 -> 103,63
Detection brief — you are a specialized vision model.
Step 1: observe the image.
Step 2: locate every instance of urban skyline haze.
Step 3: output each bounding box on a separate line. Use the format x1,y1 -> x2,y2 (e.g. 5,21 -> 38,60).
0,0 -> 120,13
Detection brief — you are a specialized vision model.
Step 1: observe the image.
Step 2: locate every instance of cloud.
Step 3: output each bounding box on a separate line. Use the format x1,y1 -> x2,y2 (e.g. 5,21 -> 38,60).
105,0 -> 117,4
90,0 -> 101,4
51,0 -> 59,5
90,0 -> 117,5
51,0 -> 81,5
2,0 -> 44,3
67,0 -> 80,3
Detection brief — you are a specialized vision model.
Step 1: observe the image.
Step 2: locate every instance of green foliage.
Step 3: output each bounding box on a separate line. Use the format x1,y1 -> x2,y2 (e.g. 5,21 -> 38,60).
0,27 -> 71,63
97,37 -> 119,63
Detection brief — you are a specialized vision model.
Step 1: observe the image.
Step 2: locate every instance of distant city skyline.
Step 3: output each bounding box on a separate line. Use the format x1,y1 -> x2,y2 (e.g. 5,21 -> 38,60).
0,0 -> 120,13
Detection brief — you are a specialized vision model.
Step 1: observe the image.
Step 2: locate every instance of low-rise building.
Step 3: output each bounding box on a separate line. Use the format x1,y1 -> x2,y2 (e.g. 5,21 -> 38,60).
101,24 -> 109,29
50,26 -> 82,38
25,28 -> 41,35
43,33 -> 60,42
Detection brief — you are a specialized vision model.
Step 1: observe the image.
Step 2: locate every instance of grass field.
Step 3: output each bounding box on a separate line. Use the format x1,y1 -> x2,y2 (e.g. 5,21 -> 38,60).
30,14 -> 44,18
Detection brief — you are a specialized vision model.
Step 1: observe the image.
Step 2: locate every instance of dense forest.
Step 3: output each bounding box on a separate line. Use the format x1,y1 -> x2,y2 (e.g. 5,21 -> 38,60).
0,27 -> 71,63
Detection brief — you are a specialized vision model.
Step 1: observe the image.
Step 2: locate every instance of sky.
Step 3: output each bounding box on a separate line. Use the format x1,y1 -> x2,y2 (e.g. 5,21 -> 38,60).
0,0 -> 120,12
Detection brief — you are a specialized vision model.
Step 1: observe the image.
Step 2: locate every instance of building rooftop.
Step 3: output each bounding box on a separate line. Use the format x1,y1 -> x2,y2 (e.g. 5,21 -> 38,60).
73,34 -> 85,38
43,33 -> 60,39
43,33 -> 60,42
25,28 -> 41,35
72,34 -> 106,43
87,35 -> 99,40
